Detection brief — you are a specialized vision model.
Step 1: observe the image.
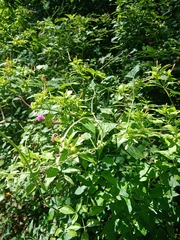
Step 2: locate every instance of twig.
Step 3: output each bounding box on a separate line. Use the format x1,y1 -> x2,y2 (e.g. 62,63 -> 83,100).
99,53 -> 122,70
67,51 -> 72,62
42,75 -> 46,91
0,106 -> 5,121
18,95 -> 31,108
170,63 -> 175,72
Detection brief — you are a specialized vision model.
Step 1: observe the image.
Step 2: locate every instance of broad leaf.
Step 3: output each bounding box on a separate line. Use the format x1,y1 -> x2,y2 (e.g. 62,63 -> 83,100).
46,167 -> 59,178
60,206 -> 75,215
89,206 -> 104,216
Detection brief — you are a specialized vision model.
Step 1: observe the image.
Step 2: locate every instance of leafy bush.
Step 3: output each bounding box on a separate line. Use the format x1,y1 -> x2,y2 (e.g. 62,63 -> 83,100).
0,0 -> 180,239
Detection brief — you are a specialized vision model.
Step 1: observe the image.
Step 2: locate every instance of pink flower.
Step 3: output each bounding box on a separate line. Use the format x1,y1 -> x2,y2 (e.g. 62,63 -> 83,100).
148,42 -> 153,45
37,115 -> 45,121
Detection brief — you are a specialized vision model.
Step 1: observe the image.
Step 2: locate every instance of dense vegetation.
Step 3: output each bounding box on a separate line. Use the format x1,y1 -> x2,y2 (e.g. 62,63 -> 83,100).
0,0 -> 180,239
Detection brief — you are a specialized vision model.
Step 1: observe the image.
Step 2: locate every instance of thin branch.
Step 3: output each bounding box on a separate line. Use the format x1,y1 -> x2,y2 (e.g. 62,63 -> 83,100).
18,95 -> 31,108
0,106 -> 5,121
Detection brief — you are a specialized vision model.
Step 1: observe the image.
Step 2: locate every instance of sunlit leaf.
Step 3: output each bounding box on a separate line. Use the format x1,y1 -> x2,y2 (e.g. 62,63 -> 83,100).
68,223 -> 81,231
86,219 -> 100,227
62,167 -> 81,173
60,206 -> 75,214
64,175 -> 74,185
75,185 -> 87,195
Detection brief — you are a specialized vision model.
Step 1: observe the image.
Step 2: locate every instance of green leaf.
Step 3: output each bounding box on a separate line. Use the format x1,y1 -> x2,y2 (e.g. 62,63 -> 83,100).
36,64 -> 48,70
116,134 -> 128,148
98,121 -> 117,139
170,89 -> 180,95
100,108 -> 113,115
62,167 -> 81,173
81,232 -> 89,240
82,121 -> 96,134
48,208 -> 55,221
102,156 -> 114,165
146,45 -> 156,53
55,228 -> 63,236
125,198 -> 132,213
0,160 -> 4,167
59,83 -> 75,89
68,223 -> 81,231
59,149 -> 68,162
126,146 -> 144,160
67,230 -> 77,237
125,65 -> 140,79
120,186 -> 129,198
150,186 -> 163,198
76,202 -> 82,212
60,206 -> 75,214
79,153 -> 94,162
45,113 -> 53,127
64,175 -> 74,185
0,194 -> 5,202
44,177 -> 56,189
86,219 -> 100,227
46,167 -> 59,178
89,206 -> 104,216
102,218 -> 117,239
28,220 -> 34,234
101,171 -> 117,185
75,185 -> 87,195
71,213 -> 79,224
77,133 -> 92,144
26,183 -> 36,195
139,177 -> 147,182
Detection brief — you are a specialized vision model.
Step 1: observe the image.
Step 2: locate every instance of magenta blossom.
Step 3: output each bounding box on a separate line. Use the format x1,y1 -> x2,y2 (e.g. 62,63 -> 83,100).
37,115 -> 45,121
148,42 -> 153,45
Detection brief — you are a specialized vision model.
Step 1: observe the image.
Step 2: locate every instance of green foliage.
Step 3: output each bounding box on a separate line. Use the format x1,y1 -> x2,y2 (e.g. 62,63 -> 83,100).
0,0 -> 180,239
